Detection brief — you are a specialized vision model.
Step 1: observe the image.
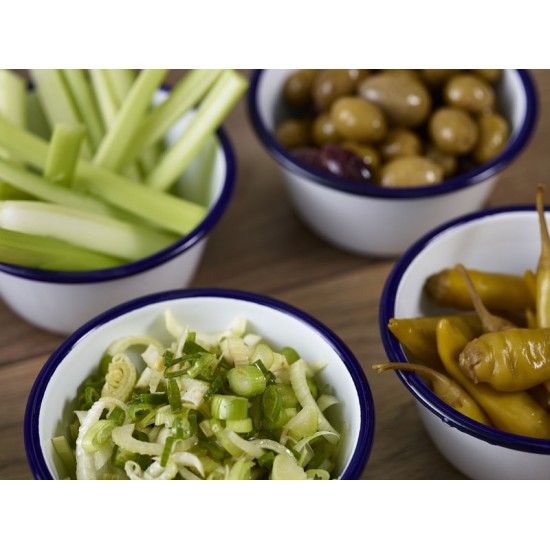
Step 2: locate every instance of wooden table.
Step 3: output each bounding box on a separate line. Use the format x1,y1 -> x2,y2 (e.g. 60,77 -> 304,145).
2,69 -> 549,480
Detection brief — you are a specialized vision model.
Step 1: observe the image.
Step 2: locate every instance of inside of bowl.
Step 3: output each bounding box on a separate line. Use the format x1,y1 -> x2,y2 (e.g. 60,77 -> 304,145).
394,210 -> 540,320
38,295 -> 365,479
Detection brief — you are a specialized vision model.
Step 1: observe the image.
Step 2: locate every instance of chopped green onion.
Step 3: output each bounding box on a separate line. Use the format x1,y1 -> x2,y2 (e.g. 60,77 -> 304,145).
160,436 -> 175,467
228,458 -> 255,480
280,346 -> 300,365
51,436 -> 76,479
226,417 -> 253,433
107,406 -> 126,427
261,385 -> 288,430
257,451 -> 275,469
210,394 -> 249,421
204,373 -> 225,401
253,359 -> 276,385
167,379 -> 182,413
81,419 -> 115,452
227,365 -> 266,397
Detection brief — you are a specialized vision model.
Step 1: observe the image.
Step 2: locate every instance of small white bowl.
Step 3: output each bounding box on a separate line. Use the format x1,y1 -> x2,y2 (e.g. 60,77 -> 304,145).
379,207 -> 550,479
247,70 -> 538,257
24,289 -> 375,480
0,95 -> 236,335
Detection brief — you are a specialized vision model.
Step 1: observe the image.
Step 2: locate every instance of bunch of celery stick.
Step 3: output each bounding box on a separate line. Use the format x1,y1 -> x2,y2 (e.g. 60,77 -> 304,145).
0,69 -> 247,270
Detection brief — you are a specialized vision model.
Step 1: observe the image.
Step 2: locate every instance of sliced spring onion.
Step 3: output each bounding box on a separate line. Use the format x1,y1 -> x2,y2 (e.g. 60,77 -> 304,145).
280,346 -> 300,365
227,365 -> 266,397
210,394 -> 249,421
283,405 -> 318,440
226,417 -> 254,433
270,453 -> 307,480
101,353 -> 138,402
111,423 -> 163,456
51,436 -> 76,479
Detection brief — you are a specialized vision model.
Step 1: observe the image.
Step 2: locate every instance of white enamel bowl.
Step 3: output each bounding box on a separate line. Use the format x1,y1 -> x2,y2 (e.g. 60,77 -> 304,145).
247,70 -> 538,257
0,101 -> 236,335
379,207 -> 550,479
25,289 -> 375,480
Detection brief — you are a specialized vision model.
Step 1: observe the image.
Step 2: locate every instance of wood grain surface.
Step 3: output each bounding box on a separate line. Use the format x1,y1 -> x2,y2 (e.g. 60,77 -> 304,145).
2,69 -> 549,480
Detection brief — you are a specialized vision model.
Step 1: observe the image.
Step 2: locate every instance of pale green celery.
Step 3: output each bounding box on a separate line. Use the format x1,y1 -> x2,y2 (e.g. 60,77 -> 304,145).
29,69 -> 92,158
103,69 -> 161,177
93,69 -> 168,171
0,69 -> 28,199
146,70 -> 247,191
0,156 -> 121,218
104,69 -> 136,105
0,200 -> 176,261
0,117 -> 207,235
0,227 -> 123,270
122,69 -> 223,169
89,69 -> 118,128
26,92 -> 51,139
61,69 -> 105,151
44,123 -> 85,187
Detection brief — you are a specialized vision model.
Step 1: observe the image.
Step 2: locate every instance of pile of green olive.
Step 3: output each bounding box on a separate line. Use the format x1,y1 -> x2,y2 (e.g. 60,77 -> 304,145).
275,69 -> 510,187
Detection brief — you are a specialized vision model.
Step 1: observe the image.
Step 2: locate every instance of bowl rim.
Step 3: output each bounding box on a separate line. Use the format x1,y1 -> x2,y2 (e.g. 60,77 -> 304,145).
379,204 -> 550,455
247,69 -> 539,199
24,287 -> 376,480
0,126 -> 237,284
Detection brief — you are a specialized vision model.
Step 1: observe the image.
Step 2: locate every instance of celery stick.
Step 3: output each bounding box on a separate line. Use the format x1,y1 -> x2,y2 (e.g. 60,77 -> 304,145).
0,157 -> 120,218
61,69 -> 105,151
122,69 -> 223,168
0,227 -> 123,271
0,69 -> 28,199
0,116 -> 207,235
44,123 -> 85,187
104,69 -> 136,105
93,69 -> 168,171
146,70 -> 247,191
0,200 -> 176,261
89,69 -> 118,128
30,69 -> 93,159
26,91 -> 51,139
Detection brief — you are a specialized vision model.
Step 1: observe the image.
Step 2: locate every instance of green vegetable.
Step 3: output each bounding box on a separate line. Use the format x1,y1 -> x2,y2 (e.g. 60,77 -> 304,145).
44,123 -> 85,186
61,313 -> 341,480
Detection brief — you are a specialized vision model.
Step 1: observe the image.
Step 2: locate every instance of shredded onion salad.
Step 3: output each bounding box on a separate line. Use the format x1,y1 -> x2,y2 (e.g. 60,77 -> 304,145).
51,311 -> 344,480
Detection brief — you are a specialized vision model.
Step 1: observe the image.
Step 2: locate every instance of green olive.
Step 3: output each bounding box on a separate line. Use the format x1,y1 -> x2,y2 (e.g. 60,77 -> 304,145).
425,144 -> 458,178
419,69 -> 462,87
311,112 -> 341,146
380,128 -> 422,160
380,155 -> 444,187
312,69 -> 356,110
283,69 -> 318,108
275,118 -> 311,149
330,96 -> 387,143
444,74 -> 495,114
473,113 -> 510,164
471,69 -> 502,84
342,141 -> 381,172
429,107 -> 479,155
358,72 -> 431,128
347,69 -> 371,88
381,69 -> 419,81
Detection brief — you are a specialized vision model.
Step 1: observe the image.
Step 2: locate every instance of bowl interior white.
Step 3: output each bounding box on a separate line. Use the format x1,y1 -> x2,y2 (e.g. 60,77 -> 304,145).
40,295 -> 363,479
394,210 -> 540,320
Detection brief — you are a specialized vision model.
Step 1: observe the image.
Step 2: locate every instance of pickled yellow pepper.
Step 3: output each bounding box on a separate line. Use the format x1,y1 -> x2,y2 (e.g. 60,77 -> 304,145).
388,314 -> 482,369
436,318 -> 550,438
459,327 -> 550,392
425,267 -> 533,313
536,183 -> 550,329
373,361 -> 492,425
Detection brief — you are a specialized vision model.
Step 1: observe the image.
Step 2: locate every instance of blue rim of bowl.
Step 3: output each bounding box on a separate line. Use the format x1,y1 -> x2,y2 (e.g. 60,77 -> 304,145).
25,287 -> 376,480
247,69 -> 539,199
379,204 -> 550,455
0,126 -> 236,283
